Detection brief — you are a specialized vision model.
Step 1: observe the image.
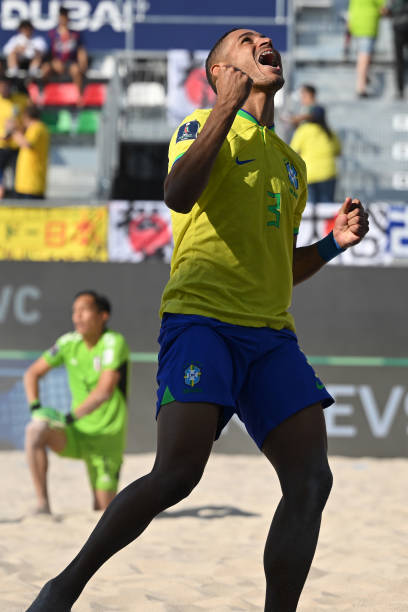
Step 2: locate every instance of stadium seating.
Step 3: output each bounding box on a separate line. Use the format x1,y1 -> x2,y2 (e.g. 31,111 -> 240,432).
126,82 -> 166,107
27,82 -> 41,104
41,109 -> 72,134
81,83 -> 106,107
76,110 -> 100,134
43,83 -> 80,106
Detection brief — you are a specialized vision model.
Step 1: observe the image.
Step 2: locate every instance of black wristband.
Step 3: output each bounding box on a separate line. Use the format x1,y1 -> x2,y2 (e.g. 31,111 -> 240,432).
30,400 -> 41,412
65,413 -> 75,425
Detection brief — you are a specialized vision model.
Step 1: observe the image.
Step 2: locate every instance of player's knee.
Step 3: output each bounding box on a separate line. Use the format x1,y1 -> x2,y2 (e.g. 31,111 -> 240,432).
304,465 -> 333,515
153,464 -> 204,507
25,420 -> 49,447
287,464 -> 333,519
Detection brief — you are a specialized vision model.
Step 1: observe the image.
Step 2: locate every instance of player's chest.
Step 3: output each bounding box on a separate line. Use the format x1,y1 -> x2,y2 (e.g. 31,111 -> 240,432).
67,347 -> 103,385
217,135 -> 301,223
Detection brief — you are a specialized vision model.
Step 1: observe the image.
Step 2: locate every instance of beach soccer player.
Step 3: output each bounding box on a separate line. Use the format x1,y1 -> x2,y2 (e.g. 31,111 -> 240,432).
26,28 -> 369,612
24,291 -> 130,513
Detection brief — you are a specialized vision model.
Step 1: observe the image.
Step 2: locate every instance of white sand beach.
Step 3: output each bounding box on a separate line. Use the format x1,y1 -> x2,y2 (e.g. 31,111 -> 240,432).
1,451 -> 408,611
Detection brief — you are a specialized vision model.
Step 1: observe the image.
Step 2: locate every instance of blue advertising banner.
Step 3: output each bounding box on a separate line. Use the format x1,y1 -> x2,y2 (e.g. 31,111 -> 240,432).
0,0 -> 291,52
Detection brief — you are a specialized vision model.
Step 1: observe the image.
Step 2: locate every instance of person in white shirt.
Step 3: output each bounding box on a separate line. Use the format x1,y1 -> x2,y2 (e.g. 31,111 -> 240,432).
4,20 -> 47,77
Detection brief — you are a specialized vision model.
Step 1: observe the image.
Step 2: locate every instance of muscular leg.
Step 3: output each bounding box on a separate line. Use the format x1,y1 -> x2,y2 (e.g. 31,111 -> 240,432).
262,403 -> 332,612
26,401 -> 220,611
25,420 -> 67,513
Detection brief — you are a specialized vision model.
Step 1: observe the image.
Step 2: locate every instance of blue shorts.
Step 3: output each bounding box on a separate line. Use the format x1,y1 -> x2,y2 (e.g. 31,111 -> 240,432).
156,314 -> 334,449
356,36 -> 376,54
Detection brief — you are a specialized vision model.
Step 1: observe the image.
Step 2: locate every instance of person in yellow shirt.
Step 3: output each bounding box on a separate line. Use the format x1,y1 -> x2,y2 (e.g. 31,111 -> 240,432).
27,28 -> 369,612
12,105 -> 49,199
0,76 -> 29,198
290,105 -> 342,204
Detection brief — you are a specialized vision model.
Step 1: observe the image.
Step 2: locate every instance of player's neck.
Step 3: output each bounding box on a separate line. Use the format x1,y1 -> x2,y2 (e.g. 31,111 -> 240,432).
242,93 -> 275,128
82,330 -> 104,349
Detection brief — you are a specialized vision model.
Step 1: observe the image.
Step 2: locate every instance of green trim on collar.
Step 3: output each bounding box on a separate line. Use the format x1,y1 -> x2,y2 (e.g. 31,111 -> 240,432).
237,109 -> 275,131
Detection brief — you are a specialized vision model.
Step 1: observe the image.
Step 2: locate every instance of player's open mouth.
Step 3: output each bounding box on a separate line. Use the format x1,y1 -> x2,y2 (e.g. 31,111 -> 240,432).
257,50 -> 281,72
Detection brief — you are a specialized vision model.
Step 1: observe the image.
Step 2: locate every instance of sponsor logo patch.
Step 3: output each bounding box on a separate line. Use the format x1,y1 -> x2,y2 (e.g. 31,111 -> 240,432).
49,344 -> 59,356
176,120 -> 200,143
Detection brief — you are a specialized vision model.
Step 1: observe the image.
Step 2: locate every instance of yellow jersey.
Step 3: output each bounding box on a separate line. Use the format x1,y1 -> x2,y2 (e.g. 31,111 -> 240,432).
15,120 -> 49,196
290,122 -> 341,184
160,108 -> 308,332
0,93 -> 29,148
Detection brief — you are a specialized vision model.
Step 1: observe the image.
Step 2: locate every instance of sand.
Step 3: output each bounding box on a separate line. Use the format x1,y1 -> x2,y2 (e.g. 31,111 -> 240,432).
1,451 -> 408,612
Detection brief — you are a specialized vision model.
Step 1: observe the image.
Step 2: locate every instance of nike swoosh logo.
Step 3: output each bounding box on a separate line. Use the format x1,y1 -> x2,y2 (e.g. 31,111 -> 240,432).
235,157 -> 256,165
316,381 -> 325,390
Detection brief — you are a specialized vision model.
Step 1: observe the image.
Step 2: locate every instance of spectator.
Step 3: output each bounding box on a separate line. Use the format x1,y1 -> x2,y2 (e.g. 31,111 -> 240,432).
289,84 -> 322,127
348,0 -> 386,97
41,7 -> 88,93
12,105 -> 49,199
0,76 -> 30,199
290,106 -> 341,205
3,20 -> 47,78
383,0 -> 408,98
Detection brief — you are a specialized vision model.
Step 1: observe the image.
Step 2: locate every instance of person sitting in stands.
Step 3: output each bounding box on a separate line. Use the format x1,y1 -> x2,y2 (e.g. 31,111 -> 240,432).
41,7 -> 88,93
3,20 -> 47,78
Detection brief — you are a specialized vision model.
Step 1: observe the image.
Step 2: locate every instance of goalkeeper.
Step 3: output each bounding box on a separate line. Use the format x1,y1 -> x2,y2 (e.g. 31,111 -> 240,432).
23,290 -> 130,514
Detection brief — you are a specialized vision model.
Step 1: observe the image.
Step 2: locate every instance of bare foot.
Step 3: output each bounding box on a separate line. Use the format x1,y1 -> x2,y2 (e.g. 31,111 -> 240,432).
33,502 -> 51,515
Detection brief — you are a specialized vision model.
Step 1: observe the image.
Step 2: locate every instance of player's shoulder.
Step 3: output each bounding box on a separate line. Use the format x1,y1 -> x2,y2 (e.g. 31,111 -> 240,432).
57,331 -> 82,346
171,109 -> 212,143
178,108 -> 212,125
100,330 -> 129,351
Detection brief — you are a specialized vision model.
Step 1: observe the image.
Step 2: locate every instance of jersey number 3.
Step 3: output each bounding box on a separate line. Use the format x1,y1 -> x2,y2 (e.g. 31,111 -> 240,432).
266,192 -> 281,228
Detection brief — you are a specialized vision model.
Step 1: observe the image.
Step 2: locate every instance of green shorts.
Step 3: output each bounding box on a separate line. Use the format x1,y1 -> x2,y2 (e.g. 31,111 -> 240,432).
58,425 -> 124,492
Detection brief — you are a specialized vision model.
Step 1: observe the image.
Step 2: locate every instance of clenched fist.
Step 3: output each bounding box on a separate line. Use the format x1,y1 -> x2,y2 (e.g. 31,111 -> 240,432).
212,63 -> 253,111
333,197 -> 369,249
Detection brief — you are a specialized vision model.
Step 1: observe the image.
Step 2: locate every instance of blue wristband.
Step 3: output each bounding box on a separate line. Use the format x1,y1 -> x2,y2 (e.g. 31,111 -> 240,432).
317,231 -> 345,262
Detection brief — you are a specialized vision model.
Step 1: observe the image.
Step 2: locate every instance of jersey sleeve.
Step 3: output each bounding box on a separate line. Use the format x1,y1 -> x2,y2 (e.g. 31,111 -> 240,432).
42,336 -> 66,368
168,111 -> 208,172
101,334 -> 130,371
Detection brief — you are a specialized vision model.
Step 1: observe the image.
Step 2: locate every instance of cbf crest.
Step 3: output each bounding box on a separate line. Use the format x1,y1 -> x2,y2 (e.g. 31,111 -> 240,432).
285,161 -> 298,190
184,364 -> 201,387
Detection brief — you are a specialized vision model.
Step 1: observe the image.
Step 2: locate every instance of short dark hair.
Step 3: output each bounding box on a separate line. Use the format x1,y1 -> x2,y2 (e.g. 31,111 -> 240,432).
205,28 -> 240,94
74,290 -> 111,315
24,105 -> 41,120
18,19 -> 33,31
59,7 -> 70,17
301,84 -> 317,97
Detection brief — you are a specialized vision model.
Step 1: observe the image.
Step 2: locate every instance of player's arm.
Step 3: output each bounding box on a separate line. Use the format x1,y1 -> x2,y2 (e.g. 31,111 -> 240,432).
164,64 -> 252,214
293,197 -> 369,285
23,357 -> 53,405
74,369 -> 121,419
